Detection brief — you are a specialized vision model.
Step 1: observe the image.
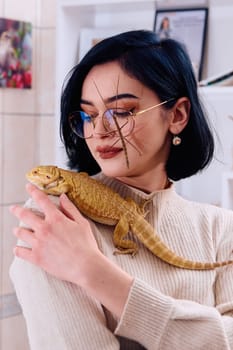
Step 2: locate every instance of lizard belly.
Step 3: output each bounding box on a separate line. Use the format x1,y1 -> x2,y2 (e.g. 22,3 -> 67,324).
69,194 -> 119,226
82,211 -> 118,226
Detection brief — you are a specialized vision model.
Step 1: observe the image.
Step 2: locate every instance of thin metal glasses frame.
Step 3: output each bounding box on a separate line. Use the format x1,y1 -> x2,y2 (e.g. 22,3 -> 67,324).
69,98 -> 174,139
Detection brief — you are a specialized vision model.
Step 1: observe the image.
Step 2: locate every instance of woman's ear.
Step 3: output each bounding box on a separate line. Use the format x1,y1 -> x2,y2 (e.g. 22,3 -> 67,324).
169,97 -> 190,134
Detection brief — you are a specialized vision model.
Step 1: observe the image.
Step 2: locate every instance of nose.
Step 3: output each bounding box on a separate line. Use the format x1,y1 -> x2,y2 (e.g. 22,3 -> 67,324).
92,113 -> 114,138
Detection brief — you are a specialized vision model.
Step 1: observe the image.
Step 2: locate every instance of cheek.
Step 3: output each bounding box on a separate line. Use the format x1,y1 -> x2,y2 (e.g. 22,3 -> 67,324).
130,120 -> 157,142
130,118 -> 170,148
85,139 -> 95,157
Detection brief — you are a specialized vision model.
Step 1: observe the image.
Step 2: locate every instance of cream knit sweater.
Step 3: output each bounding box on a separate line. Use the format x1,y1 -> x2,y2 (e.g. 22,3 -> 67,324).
10,173 -> 233,350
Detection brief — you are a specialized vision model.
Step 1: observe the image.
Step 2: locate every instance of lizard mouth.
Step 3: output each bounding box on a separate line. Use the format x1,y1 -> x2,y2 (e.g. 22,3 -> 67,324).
43,176 -> 65,190
44,180 -> 59,190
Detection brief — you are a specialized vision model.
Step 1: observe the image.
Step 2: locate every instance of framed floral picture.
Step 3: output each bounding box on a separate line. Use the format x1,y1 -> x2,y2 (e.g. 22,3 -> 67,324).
0,17 -> 32,89
154,7 -> 208,81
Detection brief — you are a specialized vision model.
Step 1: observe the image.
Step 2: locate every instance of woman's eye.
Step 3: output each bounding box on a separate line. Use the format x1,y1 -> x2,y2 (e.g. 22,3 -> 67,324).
112,108 -> 134,118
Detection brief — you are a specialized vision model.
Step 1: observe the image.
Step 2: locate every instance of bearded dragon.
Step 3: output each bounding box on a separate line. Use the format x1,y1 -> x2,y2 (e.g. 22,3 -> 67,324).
26,165 -> 233,270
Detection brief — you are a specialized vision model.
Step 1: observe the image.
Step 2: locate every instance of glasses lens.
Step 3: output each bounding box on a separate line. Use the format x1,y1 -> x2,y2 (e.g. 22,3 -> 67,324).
69,111 -> 93,139
103,109 -> 134,136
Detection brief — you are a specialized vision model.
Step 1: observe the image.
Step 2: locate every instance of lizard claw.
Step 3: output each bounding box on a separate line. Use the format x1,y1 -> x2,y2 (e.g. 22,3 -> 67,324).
113,247 -> 138,257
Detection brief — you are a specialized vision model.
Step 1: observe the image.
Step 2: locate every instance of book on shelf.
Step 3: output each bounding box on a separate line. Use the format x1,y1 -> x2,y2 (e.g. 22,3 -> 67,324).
199,69 -> 233,87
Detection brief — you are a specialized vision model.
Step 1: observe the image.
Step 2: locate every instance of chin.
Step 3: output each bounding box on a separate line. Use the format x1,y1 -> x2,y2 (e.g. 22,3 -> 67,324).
99,161 -> 131,178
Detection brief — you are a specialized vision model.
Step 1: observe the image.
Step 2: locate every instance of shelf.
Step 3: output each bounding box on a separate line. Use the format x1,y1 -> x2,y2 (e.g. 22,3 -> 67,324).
56,0 -> 156,77
58,0 -> 155,14
58,0 -> 155,7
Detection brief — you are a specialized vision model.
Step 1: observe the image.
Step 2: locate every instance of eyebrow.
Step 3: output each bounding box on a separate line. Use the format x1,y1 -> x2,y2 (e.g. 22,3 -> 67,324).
80,93 -> 139,106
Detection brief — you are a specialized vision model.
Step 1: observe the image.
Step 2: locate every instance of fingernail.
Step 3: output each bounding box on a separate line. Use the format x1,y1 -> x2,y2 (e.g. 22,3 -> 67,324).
60,193 -> 68,200
26,183 -> 35,190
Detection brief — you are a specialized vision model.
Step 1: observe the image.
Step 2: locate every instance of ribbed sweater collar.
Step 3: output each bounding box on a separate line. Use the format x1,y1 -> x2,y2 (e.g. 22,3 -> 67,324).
93,172 -> 178,207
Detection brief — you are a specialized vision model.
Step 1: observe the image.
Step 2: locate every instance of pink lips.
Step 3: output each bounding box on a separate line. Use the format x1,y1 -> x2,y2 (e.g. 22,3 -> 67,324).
96,145 -> 122,159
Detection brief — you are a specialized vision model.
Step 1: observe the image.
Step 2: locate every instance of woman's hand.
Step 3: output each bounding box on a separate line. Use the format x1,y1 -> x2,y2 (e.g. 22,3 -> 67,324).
10,183 -> 134,317
10,183 -> 100,285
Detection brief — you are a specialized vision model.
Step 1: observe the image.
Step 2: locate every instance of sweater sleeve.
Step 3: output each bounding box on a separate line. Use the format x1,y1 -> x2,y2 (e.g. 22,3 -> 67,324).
10,258 -> 121,350
115,277 -> 233,349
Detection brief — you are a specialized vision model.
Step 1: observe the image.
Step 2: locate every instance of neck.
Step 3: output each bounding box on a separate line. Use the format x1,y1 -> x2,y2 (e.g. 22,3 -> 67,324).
115,169 -> 169,194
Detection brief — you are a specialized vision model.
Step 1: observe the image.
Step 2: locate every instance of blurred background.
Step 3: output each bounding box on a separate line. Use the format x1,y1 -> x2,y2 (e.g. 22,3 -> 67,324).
0,0 -> 233,349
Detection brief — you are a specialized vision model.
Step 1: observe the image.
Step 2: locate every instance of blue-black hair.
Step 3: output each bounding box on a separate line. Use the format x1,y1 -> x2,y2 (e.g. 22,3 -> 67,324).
60,29 -> 214,180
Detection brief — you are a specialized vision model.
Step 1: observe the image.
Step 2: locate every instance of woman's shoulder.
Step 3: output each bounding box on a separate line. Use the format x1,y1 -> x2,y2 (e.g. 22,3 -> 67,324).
173,189 -> 233,228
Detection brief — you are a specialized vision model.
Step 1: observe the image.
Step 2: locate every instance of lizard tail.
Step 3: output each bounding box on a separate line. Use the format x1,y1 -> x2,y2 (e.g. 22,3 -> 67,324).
131,220 -> 233,270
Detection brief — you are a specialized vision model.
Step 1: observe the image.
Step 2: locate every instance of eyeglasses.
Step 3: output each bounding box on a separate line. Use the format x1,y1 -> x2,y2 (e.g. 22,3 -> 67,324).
68,98 -> 174,139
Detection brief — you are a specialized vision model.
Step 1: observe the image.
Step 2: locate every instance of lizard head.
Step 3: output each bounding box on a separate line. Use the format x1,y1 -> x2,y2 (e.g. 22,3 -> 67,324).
26,165 -> 70,195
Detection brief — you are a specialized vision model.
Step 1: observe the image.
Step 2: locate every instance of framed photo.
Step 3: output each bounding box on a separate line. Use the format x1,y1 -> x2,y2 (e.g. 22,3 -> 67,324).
154,7 -> 208,81
0,17 -> 32,88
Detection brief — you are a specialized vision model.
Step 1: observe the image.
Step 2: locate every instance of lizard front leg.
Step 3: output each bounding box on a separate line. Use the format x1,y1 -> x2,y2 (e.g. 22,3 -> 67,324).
113,216 -> 138,257
44,182 -> 71,195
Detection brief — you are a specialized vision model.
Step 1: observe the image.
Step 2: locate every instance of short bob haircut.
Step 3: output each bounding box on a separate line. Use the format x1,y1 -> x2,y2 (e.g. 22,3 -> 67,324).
60,29 -> 214,181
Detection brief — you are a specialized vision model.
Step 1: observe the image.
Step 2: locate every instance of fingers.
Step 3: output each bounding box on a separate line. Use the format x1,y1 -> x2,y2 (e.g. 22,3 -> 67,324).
10,184 -> 85,238
13,227 -> 37,248
25,183 -> 60,218
13,245 -> 35,263
10,204 -> 44,231
59,193 -> 84,222
24,184 -> 84,224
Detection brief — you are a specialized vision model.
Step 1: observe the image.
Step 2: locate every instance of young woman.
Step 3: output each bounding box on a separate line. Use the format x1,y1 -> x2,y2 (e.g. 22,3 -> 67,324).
10,30 -> 233,349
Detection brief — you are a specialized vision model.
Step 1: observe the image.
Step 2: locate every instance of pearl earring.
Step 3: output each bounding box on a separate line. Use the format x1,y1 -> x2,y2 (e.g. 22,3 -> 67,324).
172,135 -> 181,146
